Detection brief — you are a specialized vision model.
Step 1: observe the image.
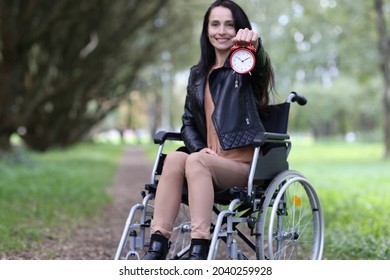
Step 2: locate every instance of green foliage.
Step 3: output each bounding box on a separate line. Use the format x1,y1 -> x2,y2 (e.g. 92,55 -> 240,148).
288,76 -> 382,137
0,143 -> 123,251
0,0 -> 194,151
244,0 -> 380,85
238,0 -> 387,143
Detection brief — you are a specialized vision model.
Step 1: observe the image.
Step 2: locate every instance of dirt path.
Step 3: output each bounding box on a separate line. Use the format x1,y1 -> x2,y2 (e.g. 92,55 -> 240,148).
2,146 -> 152,260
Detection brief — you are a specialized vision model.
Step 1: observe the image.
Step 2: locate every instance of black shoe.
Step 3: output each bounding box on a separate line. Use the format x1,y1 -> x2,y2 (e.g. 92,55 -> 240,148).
185,239 -> 210,260
142,234 -> 170,260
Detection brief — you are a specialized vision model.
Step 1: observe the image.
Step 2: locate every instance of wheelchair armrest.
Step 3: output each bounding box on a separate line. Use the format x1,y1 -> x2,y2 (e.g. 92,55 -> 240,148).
252,132 -> 290,147
153,131 -> 182,144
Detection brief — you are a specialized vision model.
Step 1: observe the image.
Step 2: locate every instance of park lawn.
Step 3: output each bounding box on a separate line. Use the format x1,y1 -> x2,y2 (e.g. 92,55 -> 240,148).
1,139 -> 389,259
288,137 -> 390,259
0,143 -> 124,252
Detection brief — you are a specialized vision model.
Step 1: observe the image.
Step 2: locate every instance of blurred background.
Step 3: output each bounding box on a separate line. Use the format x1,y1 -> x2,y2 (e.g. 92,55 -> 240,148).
1,0 -> 389,152
1,0 -> 389,259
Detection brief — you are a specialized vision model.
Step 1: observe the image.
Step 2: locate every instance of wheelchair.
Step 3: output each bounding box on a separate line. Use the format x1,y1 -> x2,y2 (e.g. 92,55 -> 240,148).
114,91 -> 324,260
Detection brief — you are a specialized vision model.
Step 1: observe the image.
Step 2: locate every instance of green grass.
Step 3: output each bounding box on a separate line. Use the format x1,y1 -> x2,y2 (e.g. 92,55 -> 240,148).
0,143 -> 124,252
288,137 -> 390,259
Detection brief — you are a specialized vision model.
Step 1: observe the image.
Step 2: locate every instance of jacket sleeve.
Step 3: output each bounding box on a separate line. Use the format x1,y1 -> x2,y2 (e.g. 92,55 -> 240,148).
254,38 -> 271,74
180,68 -> 207,153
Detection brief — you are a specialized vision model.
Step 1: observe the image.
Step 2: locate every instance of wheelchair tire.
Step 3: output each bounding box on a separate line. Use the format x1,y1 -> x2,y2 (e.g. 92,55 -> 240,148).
256,170 -> 324,260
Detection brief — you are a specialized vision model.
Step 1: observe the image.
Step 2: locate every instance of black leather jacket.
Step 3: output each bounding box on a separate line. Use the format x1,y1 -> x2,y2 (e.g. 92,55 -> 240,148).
181,44 -> 269,153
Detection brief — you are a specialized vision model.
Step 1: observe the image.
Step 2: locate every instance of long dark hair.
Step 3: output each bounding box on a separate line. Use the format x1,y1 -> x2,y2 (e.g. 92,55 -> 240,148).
196,0 -> 275,109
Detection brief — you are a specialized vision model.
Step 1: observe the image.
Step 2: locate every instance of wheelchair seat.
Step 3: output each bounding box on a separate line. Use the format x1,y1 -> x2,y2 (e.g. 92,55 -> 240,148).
114,91 -> 325,260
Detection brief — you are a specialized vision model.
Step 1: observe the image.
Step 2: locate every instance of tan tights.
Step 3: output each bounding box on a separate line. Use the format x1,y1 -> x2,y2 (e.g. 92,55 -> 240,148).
151,151 -> 250,240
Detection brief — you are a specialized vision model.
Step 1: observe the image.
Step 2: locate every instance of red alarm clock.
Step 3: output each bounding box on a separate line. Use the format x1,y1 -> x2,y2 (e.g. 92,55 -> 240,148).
229,44 -> 256,75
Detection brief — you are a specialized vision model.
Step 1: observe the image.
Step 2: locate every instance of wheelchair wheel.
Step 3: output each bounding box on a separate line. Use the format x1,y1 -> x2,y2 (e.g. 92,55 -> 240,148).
167,203 -> 192,259
256,170 -> 324,260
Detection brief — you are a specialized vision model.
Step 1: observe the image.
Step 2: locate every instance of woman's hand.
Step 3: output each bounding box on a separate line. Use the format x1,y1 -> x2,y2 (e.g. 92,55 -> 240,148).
199,147 -> 218,156
232,28 -> 259,49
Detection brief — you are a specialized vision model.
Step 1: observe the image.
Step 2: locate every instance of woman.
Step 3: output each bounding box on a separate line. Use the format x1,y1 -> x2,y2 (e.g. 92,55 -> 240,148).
143,0 -> 275,260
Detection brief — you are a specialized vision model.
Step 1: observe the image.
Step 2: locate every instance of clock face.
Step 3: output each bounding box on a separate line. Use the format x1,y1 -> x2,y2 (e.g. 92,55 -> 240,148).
230,48 -> 256,74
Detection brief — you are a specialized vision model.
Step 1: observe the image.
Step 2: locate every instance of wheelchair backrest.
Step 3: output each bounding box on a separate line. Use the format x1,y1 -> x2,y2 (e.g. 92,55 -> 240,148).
253,102 -> 291,181
260,102 -> 290,134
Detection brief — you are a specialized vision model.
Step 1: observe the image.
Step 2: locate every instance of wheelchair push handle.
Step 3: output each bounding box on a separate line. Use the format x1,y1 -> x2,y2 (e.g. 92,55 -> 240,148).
154,131 -> 182,144
287,91 -> 307,106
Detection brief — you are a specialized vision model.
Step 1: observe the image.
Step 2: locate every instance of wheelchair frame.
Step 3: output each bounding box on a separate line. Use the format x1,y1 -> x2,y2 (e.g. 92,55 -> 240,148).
114,92 -> 324,260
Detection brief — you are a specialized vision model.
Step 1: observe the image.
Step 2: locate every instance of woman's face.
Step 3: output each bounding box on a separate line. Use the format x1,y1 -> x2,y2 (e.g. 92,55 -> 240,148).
208,6 -> 236,52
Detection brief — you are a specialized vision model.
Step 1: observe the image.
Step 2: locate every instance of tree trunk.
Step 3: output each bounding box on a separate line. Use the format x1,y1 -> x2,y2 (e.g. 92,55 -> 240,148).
385,88 -> 390,157
374,0 -> 390,157
0,132 -> 12,152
